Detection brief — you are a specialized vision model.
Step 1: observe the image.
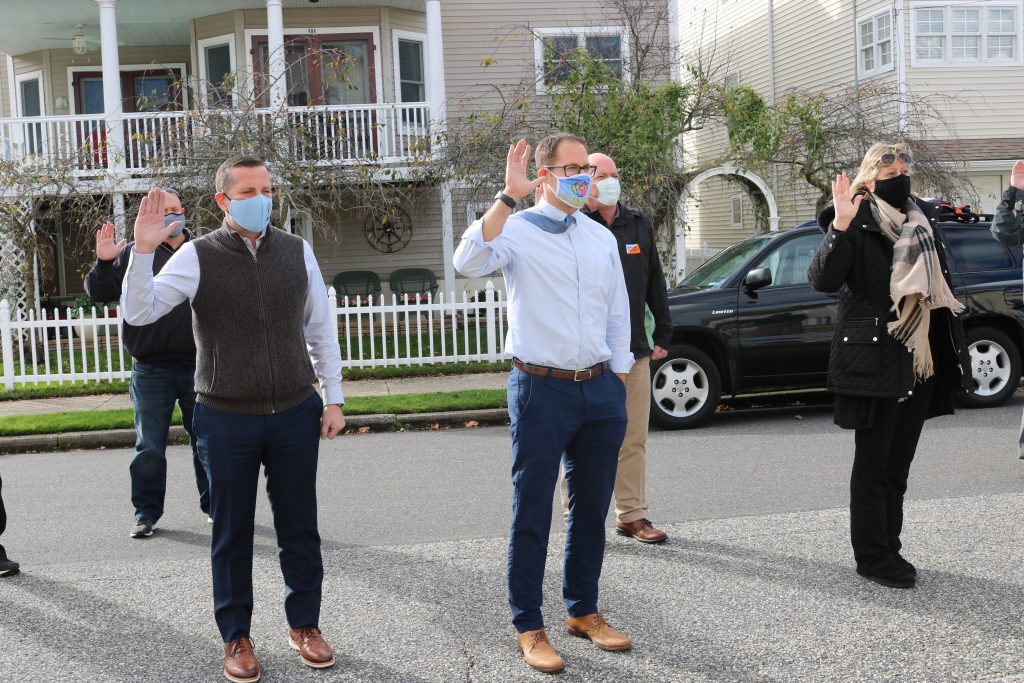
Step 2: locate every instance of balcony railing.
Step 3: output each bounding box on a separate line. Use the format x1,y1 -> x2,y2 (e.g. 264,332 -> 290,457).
0,103 -> 432,177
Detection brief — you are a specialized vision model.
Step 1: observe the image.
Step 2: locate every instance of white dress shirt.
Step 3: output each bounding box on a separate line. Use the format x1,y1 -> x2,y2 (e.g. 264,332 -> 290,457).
120,229 -> 345,405
453,200 -> 633,374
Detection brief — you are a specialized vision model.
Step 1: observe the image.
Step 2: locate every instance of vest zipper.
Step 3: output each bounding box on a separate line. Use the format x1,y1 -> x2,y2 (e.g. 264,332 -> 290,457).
252,251 -> 277,413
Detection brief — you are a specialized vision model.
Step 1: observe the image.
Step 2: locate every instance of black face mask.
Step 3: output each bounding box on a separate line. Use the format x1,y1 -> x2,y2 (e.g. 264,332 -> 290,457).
873,174 -> 912,207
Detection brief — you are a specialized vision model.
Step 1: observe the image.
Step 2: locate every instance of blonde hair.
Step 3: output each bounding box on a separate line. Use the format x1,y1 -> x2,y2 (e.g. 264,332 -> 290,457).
850,142 -> 913,196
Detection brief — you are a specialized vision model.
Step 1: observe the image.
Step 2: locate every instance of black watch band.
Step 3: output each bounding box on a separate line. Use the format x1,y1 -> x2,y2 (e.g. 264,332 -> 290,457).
494,191 -> 516,210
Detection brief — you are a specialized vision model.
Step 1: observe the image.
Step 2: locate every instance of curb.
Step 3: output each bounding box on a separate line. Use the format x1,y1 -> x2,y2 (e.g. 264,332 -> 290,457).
0,408 -> 510,455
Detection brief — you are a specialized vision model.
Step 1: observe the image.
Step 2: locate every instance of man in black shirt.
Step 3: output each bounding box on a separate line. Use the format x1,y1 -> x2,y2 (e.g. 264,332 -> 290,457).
562,152 -> 674,543
84,189 -> 209,539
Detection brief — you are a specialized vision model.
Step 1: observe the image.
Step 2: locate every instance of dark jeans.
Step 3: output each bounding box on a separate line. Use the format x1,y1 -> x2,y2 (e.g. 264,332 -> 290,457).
129,361 -> 210,523
194,391 -> 324,643
506,367 -> 628,633
850,378 -> 935,568
0,473 -> 7,557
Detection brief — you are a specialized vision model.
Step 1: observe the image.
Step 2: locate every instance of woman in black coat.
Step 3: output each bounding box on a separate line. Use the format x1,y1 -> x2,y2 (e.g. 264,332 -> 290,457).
808,142 -> 971,589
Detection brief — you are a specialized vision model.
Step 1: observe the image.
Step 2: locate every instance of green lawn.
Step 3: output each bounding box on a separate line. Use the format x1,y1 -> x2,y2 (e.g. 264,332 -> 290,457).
0,389 -> 508,436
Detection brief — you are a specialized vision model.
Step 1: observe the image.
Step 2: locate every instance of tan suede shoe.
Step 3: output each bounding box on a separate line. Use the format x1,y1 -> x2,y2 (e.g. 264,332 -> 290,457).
223,636 -> 260,683
288,626 -> 336,669
517,628 -> 565,673
567,613 -> 632,651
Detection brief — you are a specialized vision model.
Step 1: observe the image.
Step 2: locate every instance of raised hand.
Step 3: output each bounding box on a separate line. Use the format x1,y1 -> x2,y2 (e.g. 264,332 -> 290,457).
133,188 -> 178,254
503,139 -> 544,203
831,173 -> 863,232
95,221 -> 126,262
1011,160 -> 1024,191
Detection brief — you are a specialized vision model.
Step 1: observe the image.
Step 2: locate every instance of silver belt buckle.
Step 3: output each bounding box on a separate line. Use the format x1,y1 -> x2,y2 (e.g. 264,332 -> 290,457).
573,367 -> 590,381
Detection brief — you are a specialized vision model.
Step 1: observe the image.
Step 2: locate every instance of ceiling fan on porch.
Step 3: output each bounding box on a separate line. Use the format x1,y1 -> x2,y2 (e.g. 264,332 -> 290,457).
38,24 -> 121,55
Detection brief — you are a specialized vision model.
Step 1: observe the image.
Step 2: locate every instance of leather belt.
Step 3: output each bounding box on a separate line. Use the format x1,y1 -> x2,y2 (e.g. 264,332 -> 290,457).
512,358 -> 607,382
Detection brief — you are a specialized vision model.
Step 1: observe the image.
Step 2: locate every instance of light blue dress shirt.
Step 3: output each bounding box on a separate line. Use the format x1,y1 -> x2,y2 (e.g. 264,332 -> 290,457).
453,200 -> 634,374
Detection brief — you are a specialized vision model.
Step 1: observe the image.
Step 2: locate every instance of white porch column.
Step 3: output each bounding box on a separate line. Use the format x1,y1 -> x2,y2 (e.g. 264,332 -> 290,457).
266,0 -> 287,109
425,0 -> 447,138
96,0 -> 125,185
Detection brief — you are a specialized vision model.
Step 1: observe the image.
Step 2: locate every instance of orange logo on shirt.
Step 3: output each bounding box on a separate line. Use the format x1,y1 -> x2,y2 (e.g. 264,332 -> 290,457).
626,243 -> 641,255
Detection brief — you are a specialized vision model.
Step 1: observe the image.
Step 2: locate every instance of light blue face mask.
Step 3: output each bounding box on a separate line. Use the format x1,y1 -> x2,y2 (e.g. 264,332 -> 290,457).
227,194 -> 273,234
164,213 -> 185,238
550,173 -> 592,210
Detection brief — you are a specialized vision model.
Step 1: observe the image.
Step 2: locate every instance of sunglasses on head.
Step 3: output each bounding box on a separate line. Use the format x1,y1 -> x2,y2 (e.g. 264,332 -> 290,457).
879,151 -> 913,167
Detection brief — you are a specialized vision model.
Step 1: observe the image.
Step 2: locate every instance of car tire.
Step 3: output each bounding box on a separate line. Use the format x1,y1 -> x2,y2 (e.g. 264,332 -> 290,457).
649,345 -> 722,429
957,326 -> 1021,408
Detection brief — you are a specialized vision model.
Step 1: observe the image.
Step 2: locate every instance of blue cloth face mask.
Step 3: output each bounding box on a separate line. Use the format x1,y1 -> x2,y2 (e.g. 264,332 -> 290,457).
550,173 -> 592,210
227,194 -> 273,234
164,213 -> 185,238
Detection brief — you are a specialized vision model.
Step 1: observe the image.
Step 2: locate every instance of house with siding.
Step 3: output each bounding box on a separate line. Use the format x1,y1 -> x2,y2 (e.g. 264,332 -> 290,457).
0,0 -> 652,307
677,0 -> 1024,259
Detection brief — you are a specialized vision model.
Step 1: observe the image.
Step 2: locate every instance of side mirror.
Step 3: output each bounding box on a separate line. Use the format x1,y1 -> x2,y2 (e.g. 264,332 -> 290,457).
744,267 -> 772,291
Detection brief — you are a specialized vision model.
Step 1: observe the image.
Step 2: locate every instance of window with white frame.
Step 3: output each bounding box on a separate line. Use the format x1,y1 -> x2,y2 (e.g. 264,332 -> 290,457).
731,194 -> 744,228
857,10 -> 894,76
393,31 -> 427,103
197,35 -> 236,107
911,2 -> 1022,65
534,27 -> 628,90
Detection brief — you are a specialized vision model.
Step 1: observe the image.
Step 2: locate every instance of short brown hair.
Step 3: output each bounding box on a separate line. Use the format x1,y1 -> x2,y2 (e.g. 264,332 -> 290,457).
534,133 -> 587,169
215,155 -> 268,194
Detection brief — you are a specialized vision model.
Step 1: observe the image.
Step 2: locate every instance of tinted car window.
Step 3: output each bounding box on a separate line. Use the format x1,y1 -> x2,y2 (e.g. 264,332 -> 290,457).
752,233 -> 823,287
943,227 -> 1017,272
683,235 -> 773,289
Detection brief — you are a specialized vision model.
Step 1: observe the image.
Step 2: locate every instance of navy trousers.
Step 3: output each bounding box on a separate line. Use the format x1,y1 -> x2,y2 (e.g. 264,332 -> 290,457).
194,392 -> 324,643
506,367 -> 628,633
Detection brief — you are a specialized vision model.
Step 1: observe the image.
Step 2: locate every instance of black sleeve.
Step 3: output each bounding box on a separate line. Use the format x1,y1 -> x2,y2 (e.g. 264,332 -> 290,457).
643,217 -> 673,349
83,243 -> 132,304
807,225 -> 856,293
990,186 -> 1024,247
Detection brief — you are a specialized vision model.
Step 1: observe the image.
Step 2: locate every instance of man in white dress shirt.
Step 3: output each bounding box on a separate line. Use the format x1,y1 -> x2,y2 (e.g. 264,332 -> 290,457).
454,136 -> 633,673
120,158 -> 344,683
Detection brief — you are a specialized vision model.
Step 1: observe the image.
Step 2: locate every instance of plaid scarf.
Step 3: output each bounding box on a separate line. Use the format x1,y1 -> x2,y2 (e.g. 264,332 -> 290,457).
871,196 -> 964,381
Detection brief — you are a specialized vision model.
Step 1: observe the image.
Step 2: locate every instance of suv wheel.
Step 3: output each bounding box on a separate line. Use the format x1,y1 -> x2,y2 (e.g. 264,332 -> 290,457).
649,345 -> 722,429
957,326 -> 1021,408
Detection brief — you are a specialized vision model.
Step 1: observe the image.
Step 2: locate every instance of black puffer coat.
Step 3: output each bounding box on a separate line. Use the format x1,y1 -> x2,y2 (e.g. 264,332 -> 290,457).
807,196 -> 971,417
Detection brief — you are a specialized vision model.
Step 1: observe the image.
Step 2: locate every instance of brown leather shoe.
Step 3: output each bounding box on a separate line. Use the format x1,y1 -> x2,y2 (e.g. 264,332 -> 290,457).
517,628 -> 565,673
223,636 -> 260,683
616,518 -> 668,544
288,626 -> 336,669
567,613 -> 632,651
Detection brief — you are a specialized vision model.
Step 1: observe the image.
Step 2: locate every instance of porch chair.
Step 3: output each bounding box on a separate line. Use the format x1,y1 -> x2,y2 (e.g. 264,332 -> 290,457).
389,268 -> 439,305
332,270 -> 382,306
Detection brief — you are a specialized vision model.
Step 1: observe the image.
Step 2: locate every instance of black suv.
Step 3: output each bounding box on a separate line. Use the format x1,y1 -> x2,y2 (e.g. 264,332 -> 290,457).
653,216 -> 1024,429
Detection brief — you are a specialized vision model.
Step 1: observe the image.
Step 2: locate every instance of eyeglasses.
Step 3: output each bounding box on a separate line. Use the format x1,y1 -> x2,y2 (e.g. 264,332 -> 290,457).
879,151 -> 913,167
544,164 -> 598,177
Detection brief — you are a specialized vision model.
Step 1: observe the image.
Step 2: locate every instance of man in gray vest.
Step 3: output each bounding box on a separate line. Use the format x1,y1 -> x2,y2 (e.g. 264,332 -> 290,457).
121,157 -> 345,683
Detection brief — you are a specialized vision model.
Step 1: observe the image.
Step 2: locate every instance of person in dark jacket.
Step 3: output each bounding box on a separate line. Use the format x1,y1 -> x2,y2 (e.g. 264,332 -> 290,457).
0,473 -> 18,576
84,188 -> 210,539
808,142 -> 971,589
989,159 -> 1024,459
556,151 -> 673,543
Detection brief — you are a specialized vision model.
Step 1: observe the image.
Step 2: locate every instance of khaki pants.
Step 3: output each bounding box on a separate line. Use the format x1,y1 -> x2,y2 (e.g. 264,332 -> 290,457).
560,356 -> 651,524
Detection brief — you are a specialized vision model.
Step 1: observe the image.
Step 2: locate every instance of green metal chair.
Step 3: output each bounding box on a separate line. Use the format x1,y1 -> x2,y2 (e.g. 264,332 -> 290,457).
389,268 -> 439,304
332,270 -> 382,306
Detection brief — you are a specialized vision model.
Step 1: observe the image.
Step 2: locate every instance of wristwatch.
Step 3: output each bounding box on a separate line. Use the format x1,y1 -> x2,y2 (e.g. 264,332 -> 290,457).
494,190 -> 516,210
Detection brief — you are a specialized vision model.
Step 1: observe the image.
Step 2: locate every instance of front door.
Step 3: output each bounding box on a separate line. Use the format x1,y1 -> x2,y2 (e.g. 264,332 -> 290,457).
17,75 -> 43,154
736,232 -> 837,388
253,34 -> 376,106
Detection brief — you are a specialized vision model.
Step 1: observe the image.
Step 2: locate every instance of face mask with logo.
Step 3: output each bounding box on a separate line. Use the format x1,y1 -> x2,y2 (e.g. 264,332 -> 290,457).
549,173 -> 592,210
872,174 -> 912,208
226,194 -> 273,234
164,213 -> 185,238
594,177 -> 621,207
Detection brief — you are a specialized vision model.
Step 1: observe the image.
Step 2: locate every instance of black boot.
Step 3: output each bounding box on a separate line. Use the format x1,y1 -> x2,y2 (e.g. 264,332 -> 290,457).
0,545 -> 19,577
891,551 -> 917,577
856,559 -> 914,589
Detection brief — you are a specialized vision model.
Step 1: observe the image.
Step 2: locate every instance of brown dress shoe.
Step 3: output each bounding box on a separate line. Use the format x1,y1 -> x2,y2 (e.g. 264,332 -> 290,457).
567,613 -> 632,651
616,518 -> 668,543
517,628 -> 565,673
288,626 -> 336,669
223,636 -> 260,683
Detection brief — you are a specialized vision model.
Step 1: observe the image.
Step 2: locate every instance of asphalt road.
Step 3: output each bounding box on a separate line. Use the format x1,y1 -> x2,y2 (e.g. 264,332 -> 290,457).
1,396 -> 1023,681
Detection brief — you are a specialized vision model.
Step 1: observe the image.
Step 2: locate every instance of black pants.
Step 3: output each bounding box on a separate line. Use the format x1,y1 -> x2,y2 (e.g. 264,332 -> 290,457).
850,378 -> 934,568
0,473 -> 7,556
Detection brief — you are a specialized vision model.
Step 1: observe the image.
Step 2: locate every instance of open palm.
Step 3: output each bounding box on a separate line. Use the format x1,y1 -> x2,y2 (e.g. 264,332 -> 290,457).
95,222 -> 126,261
503,139 -> 544,202
1011,160 -> 1024,191
133,188 -> 178,254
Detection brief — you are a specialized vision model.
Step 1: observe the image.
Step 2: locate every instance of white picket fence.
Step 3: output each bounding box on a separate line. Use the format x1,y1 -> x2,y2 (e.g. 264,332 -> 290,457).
0,282 -> 507,391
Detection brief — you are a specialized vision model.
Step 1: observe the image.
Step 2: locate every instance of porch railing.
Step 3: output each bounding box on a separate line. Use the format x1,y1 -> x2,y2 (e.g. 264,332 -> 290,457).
0,281 -> 505,390
0,103 -> 431,177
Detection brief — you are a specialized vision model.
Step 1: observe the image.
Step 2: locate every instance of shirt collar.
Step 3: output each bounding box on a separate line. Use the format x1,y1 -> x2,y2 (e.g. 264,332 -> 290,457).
536,199 -> 578,227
